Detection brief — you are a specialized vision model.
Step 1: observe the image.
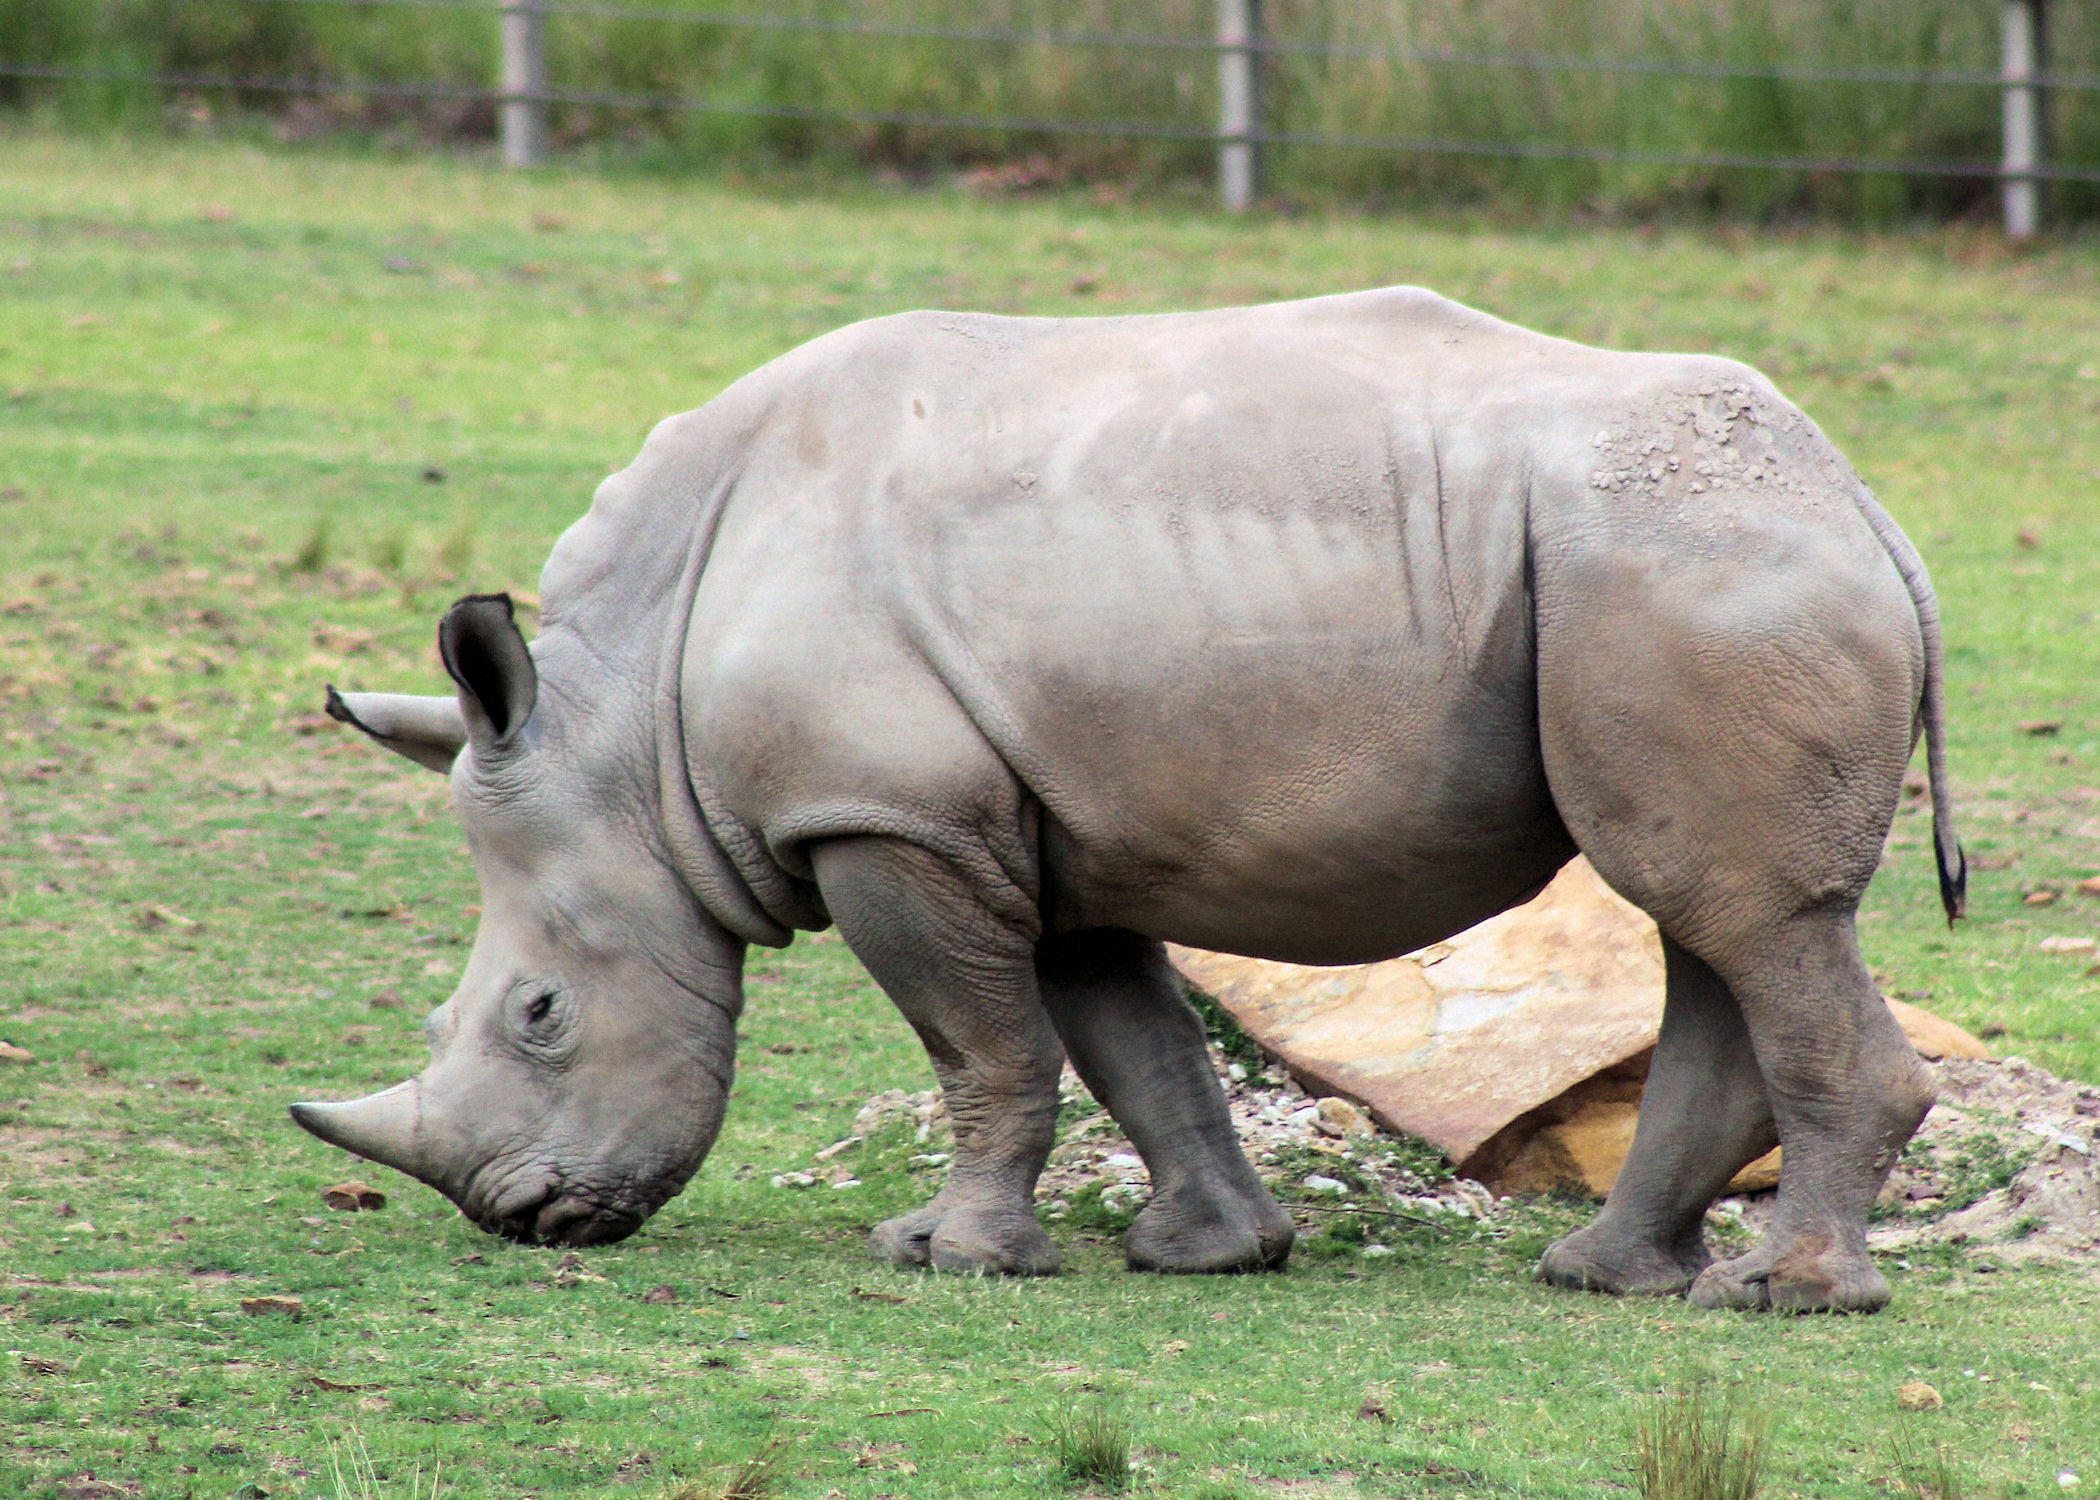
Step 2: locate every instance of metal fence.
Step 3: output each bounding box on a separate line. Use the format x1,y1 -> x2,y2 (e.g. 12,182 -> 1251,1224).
3,0 -> 2094,235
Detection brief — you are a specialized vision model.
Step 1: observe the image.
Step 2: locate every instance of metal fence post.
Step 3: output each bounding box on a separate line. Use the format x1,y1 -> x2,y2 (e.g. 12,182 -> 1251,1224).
500,0 -> 548,168
2001,0 -> 2047,238
1218,0 -> 1261,211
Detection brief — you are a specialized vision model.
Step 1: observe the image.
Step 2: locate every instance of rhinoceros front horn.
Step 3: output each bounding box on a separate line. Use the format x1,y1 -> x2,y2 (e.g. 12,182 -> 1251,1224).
289,1081 -> 431,1182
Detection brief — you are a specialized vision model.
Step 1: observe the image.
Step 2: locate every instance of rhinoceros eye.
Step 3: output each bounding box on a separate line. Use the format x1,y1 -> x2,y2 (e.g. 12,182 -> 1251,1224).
507,980 -> 570,1048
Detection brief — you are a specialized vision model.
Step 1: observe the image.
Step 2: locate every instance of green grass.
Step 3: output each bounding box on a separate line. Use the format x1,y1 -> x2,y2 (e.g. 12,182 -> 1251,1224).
7,0 -> 2100,223
1637,1384 -> 1768,1500
3,130 -> 2100,1498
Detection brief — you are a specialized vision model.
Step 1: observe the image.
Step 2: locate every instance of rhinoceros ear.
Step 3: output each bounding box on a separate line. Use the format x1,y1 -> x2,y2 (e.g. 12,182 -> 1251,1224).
324,687 -> 467,773
438,593 -> 538,751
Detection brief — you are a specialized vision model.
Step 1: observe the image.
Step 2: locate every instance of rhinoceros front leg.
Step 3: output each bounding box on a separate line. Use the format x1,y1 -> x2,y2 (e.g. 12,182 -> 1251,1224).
1538,936 -> 1776,1296
1036,929 -> 1293,1273
811,836 -> 1063,1276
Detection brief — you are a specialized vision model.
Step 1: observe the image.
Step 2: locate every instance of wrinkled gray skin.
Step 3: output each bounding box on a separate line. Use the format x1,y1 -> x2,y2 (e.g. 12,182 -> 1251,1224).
293,287 -> 1965,1312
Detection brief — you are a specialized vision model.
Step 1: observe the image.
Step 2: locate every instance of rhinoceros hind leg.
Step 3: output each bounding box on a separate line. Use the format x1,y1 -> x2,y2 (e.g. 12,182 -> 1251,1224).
1686,1232 -> 1892,1314
815,836 -> 1066,1278
1537,937 -> 1774,1298
1036,929 -> 1294,1274
1538,542 -> 1932,1312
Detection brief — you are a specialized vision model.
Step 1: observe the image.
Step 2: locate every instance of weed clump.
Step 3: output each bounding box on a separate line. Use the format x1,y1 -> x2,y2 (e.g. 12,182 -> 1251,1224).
290,516 -> 332,574
435,507 -> 479,580
1182,981 -> 1265,1071
325,1427 -> 443,1499
368,527 -> 407,575
1042,1400 -> 1132,1490
1889,1435 -> 1967,1500
1058,1176 -> 1142,1235
1636,1383 -> 1767,1500
658,1433 -> 787,1500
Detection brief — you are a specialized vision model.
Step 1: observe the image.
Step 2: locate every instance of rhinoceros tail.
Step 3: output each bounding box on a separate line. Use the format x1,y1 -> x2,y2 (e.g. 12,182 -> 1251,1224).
1847,485 -> 1965,924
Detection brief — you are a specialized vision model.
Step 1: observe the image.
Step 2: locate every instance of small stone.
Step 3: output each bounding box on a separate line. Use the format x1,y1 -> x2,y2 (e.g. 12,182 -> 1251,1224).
0,1041 -> 36,1064
1104,1152 -> 1143,1170
1896,1380 -> 1943,1411
641,1285 -> 677,1304
1361,1244 -> 1394,1257
771,1171 -> 817,1189
240,1295 -> 305,1318
551,1252 -> 604,1288
322,1181 -> 386,1212
1302,1174 -> 1347,1195
1101,1183 -> 1145,1211
2026,891 -> 2061,906
1313,1097 -> 1373,1138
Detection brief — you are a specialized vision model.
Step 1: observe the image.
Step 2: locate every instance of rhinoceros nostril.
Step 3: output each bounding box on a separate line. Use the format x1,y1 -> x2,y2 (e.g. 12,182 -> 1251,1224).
533,1194 -> 599,1244
481,1177 -> 560,1243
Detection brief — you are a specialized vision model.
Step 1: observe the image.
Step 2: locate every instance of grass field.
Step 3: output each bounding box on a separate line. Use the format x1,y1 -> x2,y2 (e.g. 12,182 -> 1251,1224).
13,0 -> 2100,223
3,131 -> 2100,1499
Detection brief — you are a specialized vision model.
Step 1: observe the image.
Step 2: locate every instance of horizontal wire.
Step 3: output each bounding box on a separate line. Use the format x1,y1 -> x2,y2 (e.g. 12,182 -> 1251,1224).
8,62 -> 2100,182
153,0 -> 2100,93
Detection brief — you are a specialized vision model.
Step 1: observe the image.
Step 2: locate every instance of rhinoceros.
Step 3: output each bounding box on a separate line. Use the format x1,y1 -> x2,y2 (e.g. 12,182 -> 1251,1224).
293,287 -> 1963,1313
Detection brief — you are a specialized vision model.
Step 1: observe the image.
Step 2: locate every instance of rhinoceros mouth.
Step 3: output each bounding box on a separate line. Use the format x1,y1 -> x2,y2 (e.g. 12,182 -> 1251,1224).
474,1174 -> 644,1246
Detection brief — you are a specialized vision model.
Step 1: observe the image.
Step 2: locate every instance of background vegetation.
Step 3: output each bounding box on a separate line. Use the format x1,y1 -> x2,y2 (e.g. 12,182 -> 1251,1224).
3,131 -> 2100,1496
5,0 -> 2100,224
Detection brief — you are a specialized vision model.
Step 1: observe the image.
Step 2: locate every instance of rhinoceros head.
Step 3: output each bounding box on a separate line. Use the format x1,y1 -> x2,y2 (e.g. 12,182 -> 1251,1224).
290,594 -> 739,1246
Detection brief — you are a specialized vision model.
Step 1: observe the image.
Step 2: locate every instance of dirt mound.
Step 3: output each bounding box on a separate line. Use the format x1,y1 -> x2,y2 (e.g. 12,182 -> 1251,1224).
1859,1056 -> 2100,1266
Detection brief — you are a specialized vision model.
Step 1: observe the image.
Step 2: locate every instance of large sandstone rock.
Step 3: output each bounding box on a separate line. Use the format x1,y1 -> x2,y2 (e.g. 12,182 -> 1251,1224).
1170,857 -> 1991,1199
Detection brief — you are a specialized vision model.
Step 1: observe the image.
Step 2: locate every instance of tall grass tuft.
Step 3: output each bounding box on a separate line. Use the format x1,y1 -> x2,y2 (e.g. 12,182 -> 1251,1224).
1889,1436 -> 1968,1500
289,515 -> 331,574
658,1433 -> 789,1500
326,1428 -> 443,1500
1042,1399 -> 1133,1489
434,507 -> 478,582
1637,1382 -> 1767,1500
368,526 -> 407,576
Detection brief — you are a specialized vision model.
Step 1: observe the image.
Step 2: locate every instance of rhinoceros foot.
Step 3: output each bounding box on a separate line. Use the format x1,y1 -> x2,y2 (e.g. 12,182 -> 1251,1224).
869,1202 -> 1061,1277
1535,1222 -> 1709,1297
1124,1184 -> 1295,1274
1686,1232 -> 1889,1315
